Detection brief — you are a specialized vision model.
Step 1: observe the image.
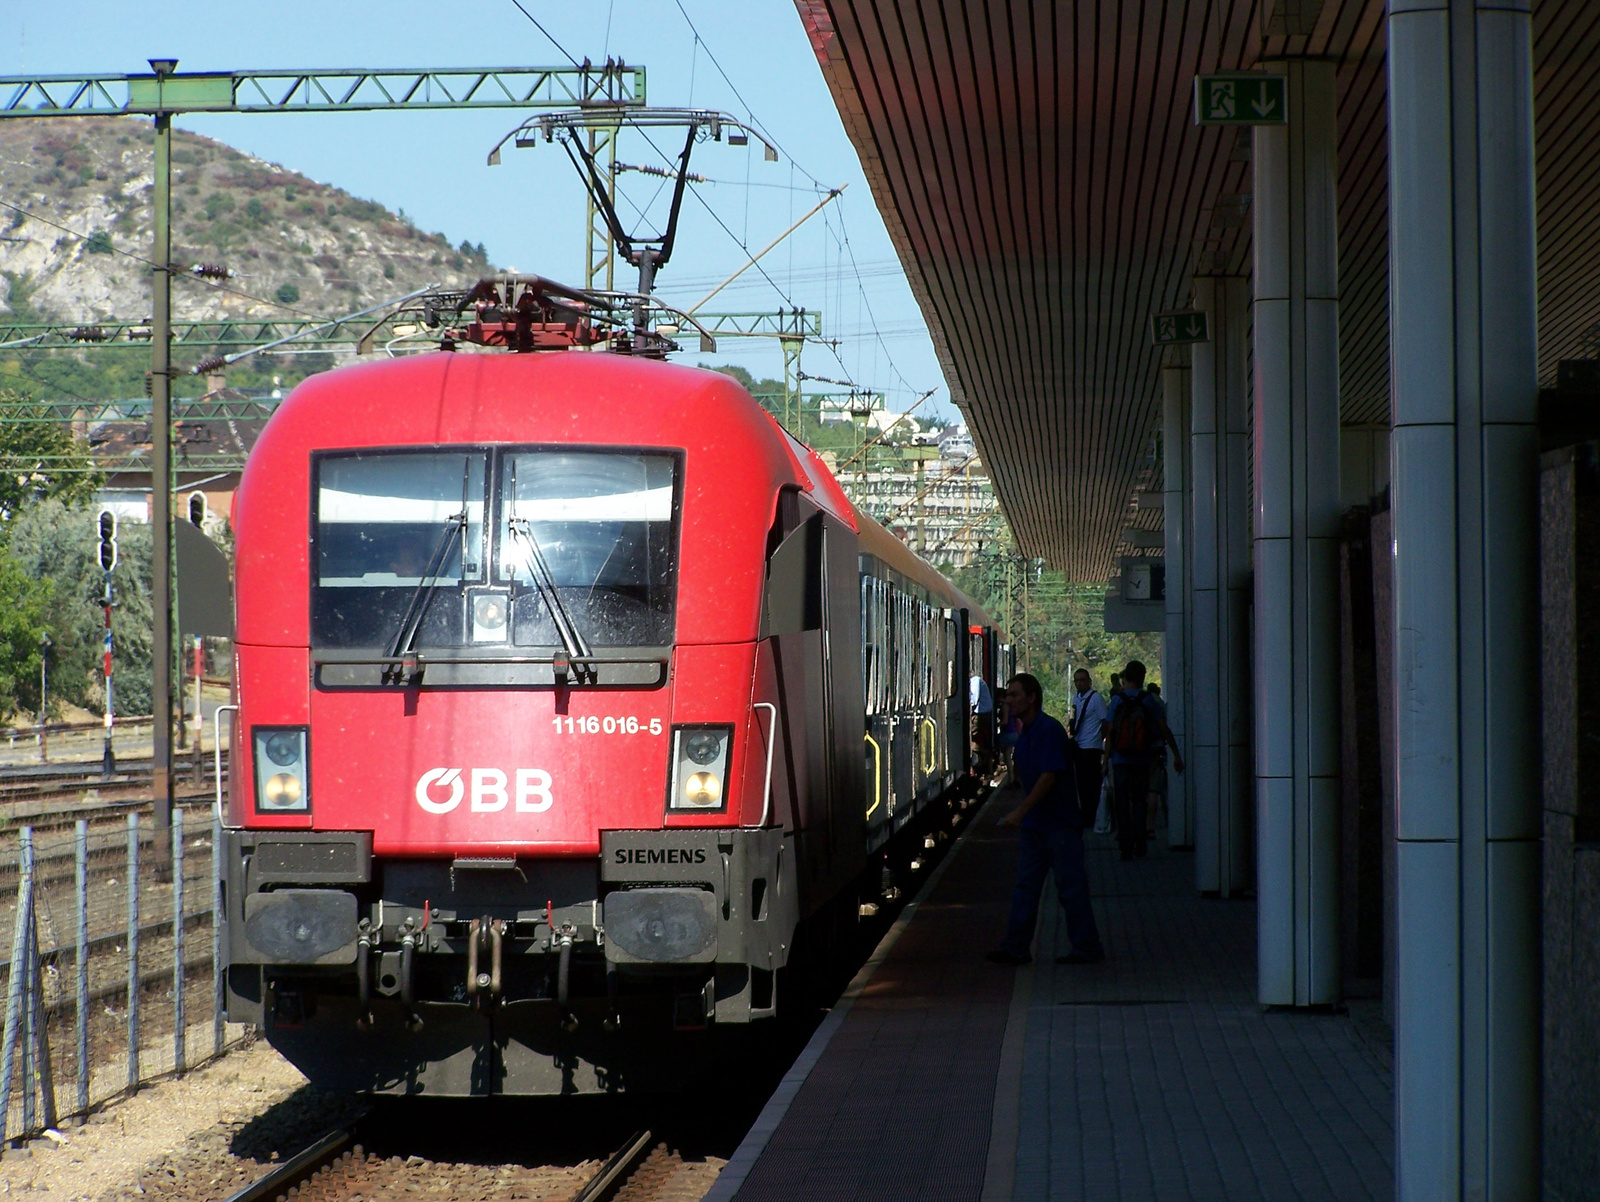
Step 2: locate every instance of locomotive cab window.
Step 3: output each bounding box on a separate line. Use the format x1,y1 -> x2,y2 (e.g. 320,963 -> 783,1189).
312,446 -> 680,652
497,451 -> 677,648
314,451 -> 486,650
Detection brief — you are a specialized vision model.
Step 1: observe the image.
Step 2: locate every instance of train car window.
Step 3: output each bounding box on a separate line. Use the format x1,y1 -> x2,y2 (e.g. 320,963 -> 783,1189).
496,451 -> 678,648
313,451 -> 486,649
859,577 -> 876,715
875,578 -> 890,714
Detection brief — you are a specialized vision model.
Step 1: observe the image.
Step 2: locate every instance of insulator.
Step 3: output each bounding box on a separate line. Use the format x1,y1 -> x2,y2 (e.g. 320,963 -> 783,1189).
192,355 -> 227,375
189,262 -> 233,280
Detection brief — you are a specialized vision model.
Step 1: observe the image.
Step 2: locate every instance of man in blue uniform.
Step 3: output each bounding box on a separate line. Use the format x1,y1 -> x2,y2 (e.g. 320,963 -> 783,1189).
987,673 -> 1105,965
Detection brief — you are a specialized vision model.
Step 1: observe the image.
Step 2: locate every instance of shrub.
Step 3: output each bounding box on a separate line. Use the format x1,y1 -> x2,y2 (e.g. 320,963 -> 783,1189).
84,229 -> 114,255
203,193 -> 235,221
275,282 -> 300,305
7,499 -> 156,717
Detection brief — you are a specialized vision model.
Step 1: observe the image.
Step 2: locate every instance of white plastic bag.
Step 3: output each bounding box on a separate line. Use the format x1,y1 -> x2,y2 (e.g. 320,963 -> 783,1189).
1093,774 -> 1113,834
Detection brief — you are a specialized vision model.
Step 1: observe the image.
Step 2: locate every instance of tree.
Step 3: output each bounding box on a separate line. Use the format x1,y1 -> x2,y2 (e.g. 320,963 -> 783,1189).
7,498 -> 154,717
0,389 -> 103,520
952,556 -> 1162,719
0,552 -> 53,719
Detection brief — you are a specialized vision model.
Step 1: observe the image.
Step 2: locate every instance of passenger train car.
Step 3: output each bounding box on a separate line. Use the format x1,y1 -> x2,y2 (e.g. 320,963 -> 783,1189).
220,342 -> 1006,1095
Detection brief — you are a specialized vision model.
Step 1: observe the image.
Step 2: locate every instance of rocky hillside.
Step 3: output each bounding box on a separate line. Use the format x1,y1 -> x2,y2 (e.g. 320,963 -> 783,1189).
0,116 -> 492,325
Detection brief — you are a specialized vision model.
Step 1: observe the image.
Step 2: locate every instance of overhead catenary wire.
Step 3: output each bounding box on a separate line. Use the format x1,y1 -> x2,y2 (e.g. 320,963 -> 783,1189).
507,0 -> 582,69
836,389 -> 937,471
668,0 -> 826,192
685,186 -> 845,315
656,5 -> 940,417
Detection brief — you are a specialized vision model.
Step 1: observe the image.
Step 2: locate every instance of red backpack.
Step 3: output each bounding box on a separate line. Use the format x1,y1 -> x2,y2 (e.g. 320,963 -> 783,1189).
1109,690 -> 1154,757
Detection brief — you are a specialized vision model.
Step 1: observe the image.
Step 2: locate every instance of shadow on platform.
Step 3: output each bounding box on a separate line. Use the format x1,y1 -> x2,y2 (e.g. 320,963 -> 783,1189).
719,793 -> 1395,1202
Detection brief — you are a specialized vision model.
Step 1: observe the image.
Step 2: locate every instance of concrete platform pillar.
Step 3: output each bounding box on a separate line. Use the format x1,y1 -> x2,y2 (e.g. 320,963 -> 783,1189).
1252,59 -> 1342,1007
1387,1 -> 1541,1196
1189,277 -> 1253,897
1163,364 -> 1193,849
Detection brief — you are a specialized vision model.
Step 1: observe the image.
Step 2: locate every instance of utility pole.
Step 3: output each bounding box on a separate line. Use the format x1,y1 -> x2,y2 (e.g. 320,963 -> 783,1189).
149,63 -> 176,861
914,454 -> 926,555
98,509 -> 118,777
192,636 -> 204,784
1005,559 -> 1015,651
102,575 -> 115,776
584,124 -> 618,292
1022,562 -> 1031,672
37,633 -> 50,763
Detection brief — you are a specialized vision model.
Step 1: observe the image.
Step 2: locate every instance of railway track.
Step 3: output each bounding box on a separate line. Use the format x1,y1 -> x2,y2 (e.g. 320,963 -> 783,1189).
0,760 -> 223,813
223,1122 -> 667,1202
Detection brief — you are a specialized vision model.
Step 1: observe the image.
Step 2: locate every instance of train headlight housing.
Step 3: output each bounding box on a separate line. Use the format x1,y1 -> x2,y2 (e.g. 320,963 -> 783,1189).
668,725 -> 731,812
470,588 -> 510,644
253,726 -> 310,813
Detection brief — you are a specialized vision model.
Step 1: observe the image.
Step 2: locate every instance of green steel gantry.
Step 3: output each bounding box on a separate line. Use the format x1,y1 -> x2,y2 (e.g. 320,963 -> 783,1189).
0,57 -> 645,834
0,66 -> 644,115
0,317 -> 391,351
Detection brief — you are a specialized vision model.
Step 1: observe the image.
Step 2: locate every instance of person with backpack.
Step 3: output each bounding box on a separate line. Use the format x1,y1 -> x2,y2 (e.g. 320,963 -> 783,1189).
1104,660 -> 1184,859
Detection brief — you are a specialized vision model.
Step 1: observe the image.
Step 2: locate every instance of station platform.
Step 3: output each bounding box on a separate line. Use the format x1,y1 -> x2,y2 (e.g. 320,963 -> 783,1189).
706,793 -> 1395,1202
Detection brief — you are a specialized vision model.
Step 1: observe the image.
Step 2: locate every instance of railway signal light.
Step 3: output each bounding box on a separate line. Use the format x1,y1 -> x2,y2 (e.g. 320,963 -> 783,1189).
188,491 -> 207,527
97,509 -> 118,571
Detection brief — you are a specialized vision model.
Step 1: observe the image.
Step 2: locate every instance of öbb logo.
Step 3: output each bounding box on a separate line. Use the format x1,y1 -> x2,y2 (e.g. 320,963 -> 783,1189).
415,768 -> 553,814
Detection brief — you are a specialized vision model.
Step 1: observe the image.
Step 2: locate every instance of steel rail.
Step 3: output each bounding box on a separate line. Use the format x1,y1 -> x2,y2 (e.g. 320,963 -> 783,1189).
222,1122 -> 362,1202
222,1122 -> 650,1202
573,1130 -> 655,1202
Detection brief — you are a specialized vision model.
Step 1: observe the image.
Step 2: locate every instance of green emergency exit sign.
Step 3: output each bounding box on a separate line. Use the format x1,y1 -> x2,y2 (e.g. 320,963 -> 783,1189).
1150,311 -> 1209,346
1194,74 -> 1287,125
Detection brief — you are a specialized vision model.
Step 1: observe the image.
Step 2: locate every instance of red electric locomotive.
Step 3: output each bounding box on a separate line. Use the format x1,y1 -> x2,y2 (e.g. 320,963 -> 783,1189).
220,322 -> 1003,1096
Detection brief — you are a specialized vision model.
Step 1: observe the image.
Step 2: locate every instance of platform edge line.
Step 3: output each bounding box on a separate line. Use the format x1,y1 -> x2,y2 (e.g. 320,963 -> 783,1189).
701,794 -> 996,1202
980,939 -> 1033,1201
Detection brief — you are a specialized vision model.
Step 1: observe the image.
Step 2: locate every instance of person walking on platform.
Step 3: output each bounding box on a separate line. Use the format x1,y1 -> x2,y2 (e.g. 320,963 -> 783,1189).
1069,668 -> 1108,827
987,674 -> 1104,966
1106,660 -> 1183,860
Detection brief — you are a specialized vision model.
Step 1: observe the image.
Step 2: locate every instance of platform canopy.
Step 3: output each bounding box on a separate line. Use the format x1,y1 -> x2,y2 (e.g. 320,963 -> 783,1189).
796,0 -> 1600,578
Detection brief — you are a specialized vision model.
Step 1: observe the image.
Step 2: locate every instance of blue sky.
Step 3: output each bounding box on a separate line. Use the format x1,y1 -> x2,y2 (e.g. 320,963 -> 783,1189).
4,0 -> 953,421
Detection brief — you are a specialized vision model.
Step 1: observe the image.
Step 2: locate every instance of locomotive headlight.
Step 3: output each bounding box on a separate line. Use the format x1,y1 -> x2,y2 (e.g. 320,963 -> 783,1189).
253,726 -> 310,813
263,773 -> 303,807
471,589 -> 511,643
685,771 -> 721,806
668,725 -> 732,812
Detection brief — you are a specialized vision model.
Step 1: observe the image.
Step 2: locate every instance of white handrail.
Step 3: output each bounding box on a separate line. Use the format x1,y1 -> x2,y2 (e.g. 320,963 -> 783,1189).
752,702 -> 778,828
213,705 -> 239,827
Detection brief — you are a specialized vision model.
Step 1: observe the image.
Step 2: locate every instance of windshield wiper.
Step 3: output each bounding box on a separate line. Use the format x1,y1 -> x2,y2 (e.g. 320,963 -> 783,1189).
506,462 -> 593,671
387,465 -> 471,674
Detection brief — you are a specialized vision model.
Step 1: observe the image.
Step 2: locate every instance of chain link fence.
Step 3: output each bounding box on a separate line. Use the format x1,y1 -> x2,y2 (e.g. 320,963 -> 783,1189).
0,799 -> 246,1141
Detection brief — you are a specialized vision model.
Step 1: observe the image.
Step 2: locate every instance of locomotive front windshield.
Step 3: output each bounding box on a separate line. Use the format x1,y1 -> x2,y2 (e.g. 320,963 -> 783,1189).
313,447 -> 679,651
